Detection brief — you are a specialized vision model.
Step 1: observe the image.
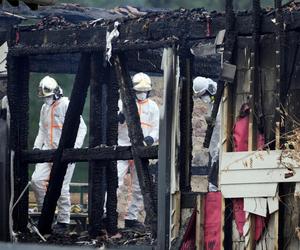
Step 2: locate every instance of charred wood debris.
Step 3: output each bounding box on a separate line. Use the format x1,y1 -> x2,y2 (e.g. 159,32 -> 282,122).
5,0 -> 300,248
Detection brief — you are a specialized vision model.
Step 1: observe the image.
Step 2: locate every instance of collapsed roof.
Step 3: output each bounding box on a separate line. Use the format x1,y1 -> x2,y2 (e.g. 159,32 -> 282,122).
2,1 -> 300,79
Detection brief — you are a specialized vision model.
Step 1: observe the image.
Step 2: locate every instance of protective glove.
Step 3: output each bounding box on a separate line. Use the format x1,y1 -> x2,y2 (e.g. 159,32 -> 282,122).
118,112 -> 125,124
144,136 -> 154,146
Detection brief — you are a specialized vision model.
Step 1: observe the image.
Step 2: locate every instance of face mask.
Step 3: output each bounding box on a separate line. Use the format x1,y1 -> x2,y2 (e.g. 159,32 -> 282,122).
136,92 -> 147,101
201,94 -> 211,104
44,96 -> 54,106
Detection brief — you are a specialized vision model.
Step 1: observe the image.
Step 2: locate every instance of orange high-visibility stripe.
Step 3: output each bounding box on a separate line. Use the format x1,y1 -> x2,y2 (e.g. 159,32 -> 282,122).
137,99 -> 148,105
137,99 -> 148,115
137,100 -> 152,128
50,101 -> 62,148
138,103 -> 142,115
141,122 -> 152,128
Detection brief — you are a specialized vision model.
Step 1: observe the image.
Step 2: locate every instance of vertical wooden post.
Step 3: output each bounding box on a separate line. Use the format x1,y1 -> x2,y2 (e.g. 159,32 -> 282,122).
38,53 -> 91,234
0,108 -> 10,241
105,69 -> 119,235
274,1 -> 283,249
195,195 -> 204,250
243,1 -> 262,248
7,54 -> 30,232
179,54 -> 193,192
88,52 -> 107,237
219,1 -> 236,248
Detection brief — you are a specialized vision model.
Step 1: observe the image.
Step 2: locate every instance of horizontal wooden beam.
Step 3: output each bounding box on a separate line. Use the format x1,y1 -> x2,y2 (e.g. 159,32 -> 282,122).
28,49 -> 221,79
22,145 -> 158,163
10,10 -> 298,55
9,39 -> 177,56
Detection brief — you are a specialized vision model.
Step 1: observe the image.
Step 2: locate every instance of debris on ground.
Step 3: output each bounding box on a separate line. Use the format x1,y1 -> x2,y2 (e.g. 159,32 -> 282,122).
18,227 -> 155,248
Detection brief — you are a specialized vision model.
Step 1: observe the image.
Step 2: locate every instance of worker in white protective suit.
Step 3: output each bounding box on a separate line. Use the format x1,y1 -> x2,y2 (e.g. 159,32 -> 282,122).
118,72 -> 159,231
31,76 -> 87,234
193,76 -> 220,192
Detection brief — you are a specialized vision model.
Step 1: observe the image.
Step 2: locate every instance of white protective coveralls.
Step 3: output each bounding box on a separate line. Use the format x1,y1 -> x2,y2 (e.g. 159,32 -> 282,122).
206,100 -> 221,166
201,90 -> 221,192
118,98 -> 159,221
1,96 -> 10,127
31,96 -> 87,224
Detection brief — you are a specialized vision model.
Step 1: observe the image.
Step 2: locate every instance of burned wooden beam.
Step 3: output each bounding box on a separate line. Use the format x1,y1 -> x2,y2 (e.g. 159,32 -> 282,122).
38,53 -> 91,234
22,145 -> 158,163
9,10 -> 286,55
251,0 -> 262,153
12,8 -> 300,59
7,54 -> 30,232
28,50 -> 221,79
179,52 -> 193,192
9,38 -> 176,56
0,117 -> 9,241
114,54 -> 157,236
105,68 -> 119,235
88,52 -> 107,237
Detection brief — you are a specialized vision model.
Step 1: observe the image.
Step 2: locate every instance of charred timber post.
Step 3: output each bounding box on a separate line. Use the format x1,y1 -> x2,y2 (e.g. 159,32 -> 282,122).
38,53 -> 91,234
251,0 -> 262,158
203,0 -> 236,148
114,54 -> 157,236
0,116 -> 9,241
7,55 -> 30,232
275,0 -> 289,248
88,53 -> 107,237
243,1 -> 262,249
179,53 -> 193,192
105,70 -> 119,235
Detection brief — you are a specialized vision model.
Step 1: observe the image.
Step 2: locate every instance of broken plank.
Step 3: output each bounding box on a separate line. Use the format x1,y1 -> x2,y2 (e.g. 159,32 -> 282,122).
221,150 -> 291,170
221,183 -> 277,198
221,168 -> 300,184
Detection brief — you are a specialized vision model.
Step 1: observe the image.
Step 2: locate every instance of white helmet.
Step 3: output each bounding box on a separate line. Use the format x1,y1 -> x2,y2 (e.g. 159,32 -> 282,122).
38,76 -> 61,97
193,76 -> 217,96
132,72 -> 152,92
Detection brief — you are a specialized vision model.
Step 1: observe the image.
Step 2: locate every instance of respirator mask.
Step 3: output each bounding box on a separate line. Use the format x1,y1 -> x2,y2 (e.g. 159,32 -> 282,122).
136,92 -> 147,101
44,96 -> 54,106
201,94 -> 211,104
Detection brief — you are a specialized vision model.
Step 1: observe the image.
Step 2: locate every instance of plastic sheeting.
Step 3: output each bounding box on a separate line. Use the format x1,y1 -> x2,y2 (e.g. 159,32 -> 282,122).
232,109 -> 266,241
204,192 -> 222,250
180,208 -> 196,250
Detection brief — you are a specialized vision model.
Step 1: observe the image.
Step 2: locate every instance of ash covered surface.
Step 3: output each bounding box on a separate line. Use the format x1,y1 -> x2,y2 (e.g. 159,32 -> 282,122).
18,228 -> 155,248
27,6 -> 221,31
35,16 -> 76,30
22,1 -> 300,31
